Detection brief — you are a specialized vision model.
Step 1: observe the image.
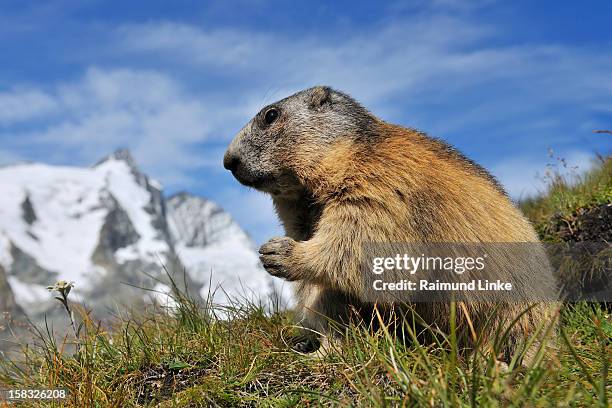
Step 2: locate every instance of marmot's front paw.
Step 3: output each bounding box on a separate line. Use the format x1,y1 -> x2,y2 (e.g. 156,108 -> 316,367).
259,237 -> 297,281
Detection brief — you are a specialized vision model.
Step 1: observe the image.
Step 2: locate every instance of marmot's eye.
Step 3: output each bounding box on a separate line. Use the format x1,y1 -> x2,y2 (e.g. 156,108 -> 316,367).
264,108 -> 279,125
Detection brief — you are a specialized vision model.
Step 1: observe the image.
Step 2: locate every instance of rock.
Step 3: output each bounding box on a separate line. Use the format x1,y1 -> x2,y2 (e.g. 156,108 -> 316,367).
0,263 -> 23,318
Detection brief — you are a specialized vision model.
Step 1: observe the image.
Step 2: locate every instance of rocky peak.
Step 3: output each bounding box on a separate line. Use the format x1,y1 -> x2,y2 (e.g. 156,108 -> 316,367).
95,148 -> 139,171
94,148 -> 154,190
94,148 -> 170,243
167,192 -> 244,248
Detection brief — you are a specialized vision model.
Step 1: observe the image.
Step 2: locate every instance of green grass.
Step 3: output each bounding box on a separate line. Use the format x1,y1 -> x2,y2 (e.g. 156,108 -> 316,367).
1,155 -> 610,407
0,290 -> 610,407
520,154 -> 612,242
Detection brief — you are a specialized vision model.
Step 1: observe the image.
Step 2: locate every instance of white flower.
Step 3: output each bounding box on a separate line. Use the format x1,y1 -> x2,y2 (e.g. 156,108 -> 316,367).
47,280 -> 75,296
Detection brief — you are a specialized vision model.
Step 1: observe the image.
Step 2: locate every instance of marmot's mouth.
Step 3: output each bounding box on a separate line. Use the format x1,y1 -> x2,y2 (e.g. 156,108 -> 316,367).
232,169 -> 274,191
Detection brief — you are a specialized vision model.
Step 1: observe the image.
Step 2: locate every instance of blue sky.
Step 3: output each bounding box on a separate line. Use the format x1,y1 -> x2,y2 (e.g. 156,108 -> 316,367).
0,0 -> 611,243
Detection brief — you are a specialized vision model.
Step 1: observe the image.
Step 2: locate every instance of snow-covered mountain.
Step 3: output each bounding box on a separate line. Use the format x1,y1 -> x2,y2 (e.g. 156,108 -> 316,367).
0,149 -> 285,322
167,193 -> 275,300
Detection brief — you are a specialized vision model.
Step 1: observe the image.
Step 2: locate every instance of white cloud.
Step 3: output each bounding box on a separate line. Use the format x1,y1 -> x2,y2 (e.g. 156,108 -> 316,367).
0,88 -> 58,124
0,68 -> 251,187
115,17 -> 495,110
114,18 -> 612,123
3,14 -> 609,186
1,11 -> 610,242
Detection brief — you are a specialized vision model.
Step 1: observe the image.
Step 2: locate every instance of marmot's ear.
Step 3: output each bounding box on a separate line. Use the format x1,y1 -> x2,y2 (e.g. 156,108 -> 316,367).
309,86 -> 331,110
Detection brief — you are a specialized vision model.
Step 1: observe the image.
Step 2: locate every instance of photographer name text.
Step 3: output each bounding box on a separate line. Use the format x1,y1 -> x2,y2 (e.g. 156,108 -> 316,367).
372,279 -> 513,292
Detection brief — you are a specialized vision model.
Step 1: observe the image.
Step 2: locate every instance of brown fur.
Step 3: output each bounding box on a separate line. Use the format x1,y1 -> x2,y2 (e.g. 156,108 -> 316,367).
225,87 -> 558,358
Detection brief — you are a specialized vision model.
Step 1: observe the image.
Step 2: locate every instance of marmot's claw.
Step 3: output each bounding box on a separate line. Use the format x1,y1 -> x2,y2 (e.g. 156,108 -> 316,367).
259,237 -> 296,280
259,256 -> 297,280
261,263 -> 296,281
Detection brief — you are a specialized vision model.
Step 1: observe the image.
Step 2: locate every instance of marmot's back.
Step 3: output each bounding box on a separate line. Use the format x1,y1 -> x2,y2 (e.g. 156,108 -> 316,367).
369,122 -> 540,243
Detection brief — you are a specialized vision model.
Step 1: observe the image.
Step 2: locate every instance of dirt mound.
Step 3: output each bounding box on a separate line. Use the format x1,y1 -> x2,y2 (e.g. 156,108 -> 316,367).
547,203 -> 612,243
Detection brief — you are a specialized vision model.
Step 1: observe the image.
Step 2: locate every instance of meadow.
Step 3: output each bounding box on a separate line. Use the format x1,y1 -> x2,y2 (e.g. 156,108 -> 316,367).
1,157 -> 610,407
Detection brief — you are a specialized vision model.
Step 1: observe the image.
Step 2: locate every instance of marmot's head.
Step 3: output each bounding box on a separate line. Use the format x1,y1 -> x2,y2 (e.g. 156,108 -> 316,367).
224,86 -> 376,196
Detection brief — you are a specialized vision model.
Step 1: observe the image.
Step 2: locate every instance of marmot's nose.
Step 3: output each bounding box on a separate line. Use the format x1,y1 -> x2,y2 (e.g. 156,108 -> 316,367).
223,153 -> 240,172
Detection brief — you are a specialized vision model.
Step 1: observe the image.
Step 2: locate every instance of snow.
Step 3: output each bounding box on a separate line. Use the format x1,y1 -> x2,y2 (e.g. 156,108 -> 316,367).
0,163 -> 108,284
167,193 -> 292,306
7,276 -> 51,307
0,151 -> 292,316
149,282 -> 178,310
148,178 -> 163,190
96,159 -> 170,261
0,157 -> 170,288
